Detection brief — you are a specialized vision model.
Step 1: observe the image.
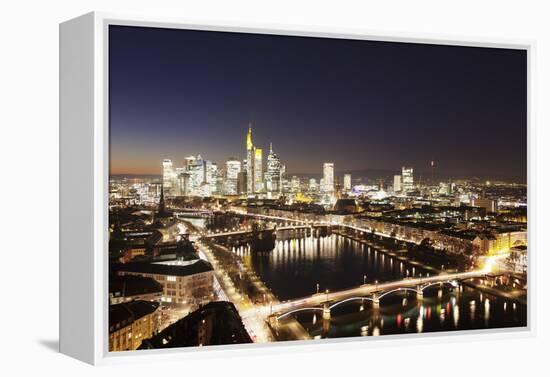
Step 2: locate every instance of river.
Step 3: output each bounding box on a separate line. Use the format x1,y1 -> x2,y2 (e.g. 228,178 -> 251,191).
231,233 -> 527,337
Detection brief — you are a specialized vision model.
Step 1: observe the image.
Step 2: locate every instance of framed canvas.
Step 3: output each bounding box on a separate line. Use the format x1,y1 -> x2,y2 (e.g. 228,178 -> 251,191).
59,12 -> 533,365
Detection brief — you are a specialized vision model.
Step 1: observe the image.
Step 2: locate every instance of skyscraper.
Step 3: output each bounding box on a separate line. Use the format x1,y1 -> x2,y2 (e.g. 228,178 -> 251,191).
177,172 -> 190,196
309,178 -> 318,193
162,159 -> 177,196
322,163 -> 334,193
343,174 -> 352,191
237,171 -> 247,195
225,158 -> 241,195
206,161 -> 218,195
393,175 -> 402,192
266,143 -> 282,195
254,148 -> 263,192
246,125 -> 254,194
291,176 -> 301,193
402,167 -> 414,193
187,155 -> 205,196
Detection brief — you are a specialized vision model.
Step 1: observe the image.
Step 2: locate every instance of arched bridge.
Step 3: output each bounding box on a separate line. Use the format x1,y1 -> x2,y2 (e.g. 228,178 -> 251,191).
269,271 -> 484,321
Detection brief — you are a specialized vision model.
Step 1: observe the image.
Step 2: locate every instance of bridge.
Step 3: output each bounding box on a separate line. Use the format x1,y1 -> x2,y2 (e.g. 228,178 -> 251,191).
265,269 -> 489,322
174,210 -> 213,219
202,223 -> 332,239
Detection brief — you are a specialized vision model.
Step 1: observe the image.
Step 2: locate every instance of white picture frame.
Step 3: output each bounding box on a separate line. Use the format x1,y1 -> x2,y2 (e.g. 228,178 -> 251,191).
59,11 -> 534,365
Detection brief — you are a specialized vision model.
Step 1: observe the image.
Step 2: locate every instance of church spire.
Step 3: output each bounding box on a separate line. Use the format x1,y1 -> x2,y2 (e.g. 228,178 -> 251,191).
158,183 -> 166,216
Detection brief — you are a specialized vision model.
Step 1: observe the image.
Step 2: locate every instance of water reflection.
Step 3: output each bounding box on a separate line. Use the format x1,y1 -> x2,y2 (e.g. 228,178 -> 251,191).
231,233 -> 526,338
236,234 -> 411,300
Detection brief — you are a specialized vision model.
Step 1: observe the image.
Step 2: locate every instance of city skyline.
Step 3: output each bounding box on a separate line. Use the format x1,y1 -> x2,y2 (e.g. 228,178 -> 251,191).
109,25 -> 527,181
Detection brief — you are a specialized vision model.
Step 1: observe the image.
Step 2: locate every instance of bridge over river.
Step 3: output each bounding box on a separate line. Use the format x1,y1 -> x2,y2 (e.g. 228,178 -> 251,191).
202,223 -> 331,239
241,269 -> 491,326
190,209 -> 510,339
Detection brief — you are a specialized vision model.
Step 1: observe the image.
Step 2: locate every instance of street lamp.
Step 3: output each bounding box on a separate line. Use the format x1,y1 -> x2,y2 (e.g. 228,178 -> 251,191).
375,280 -> 378,291
316,283 -> 320,294
363,275 -> 367,285
325,289 -> 329,303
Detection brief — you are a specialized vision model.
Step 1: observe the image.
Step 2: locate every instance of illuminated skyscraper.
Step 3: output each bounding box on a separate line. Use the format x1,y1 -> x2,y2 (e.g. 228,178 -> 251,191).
206,161 -> 217,195
162,159 -> 177,196
173,167 -> 184,196
246,125 -> 254,194
187,155 -> 205,196
225,158 -> 241,195
393,175 -> 402,192
183,155 -> 196,169
309,178 -> 318,193
402,166 -> 414,193
291,176 -> 301,193
177,172 -> 190,196
280,164 -> 288,193
343,174 -> 352,191
237,171 -> 247,195
254,148 -> 263,192
266,143 -> 282,195
322,163 -> 334,193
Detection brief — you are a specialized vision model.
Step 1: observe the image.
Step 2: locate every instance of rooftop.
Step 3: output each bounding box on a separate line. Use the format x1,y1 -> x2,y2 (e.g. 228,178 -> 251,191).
138,301 -> 252,348
109,275 -> 163,298
114,259 -> 213,277
109,300 -> 159,333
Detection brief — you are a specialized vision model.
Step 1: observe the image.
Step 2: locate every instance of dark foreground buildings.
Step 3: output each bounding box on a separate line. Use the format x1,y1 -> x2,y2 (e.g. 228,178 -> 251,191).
139,301 -> 252,349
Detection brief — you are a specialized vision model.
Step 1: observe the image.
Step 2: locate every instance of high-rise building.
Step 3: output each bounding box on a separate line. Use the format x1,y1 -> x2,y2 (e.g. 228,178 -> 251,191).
343,174 -> 352,191
206,161 -> 218,195
322,163 -> 334,193
309,178 -> 318,193
225,158 -> 241,195
393,175 -> 402,192
280,164 -> 288,193
237,171 -> 247,195
188,155 -> 205,196
291,176 -> 301,193
439,182 -> 452,195
254,148 -> 263,192
402,167 -> 414,193
472,191 -> 498,213
162,159 -> 177,196
246,125 -> 254,194
177,172 -> 190,196
183,155 -> 196,169
266,143 -> 282,195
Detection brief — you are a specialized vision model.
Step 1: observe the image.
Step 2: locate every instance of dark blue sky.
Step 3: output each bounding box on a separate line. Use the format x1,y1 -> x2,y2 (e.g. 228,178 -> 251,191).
109,25 -> 527,181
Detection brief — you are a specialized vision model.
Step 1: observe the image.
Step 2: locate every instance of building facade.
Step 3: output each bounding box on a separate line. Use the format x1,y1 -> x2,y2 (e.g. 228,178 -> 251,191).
109,300 -> 159,351
402,167 -> 414,193
254,148 -> 263,192
344,174 -> 352,192
224,158 -> 241,195
116,259 -> 215,305
394,175 -> 402,192
322,162 -> 334,193
266,143 -> 282,196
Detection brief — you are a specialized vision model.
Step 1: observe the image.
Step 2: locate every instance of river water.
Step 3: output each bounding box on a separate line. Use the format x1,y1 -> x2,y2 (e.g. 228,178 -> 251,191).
232,233 -> 527,337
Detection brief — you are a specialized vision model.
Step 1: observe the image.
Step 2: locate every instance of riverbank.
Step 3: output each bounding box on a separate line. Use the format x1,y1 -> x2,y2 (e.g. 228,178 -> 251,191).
334,229 -> 527,305
199,237 -> 311,342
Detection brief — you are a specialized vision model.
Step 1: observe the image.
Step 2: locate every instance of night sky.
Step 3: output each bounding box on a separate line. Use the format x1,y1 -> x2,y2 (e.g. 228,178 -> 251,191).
109,25 -> 527,182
